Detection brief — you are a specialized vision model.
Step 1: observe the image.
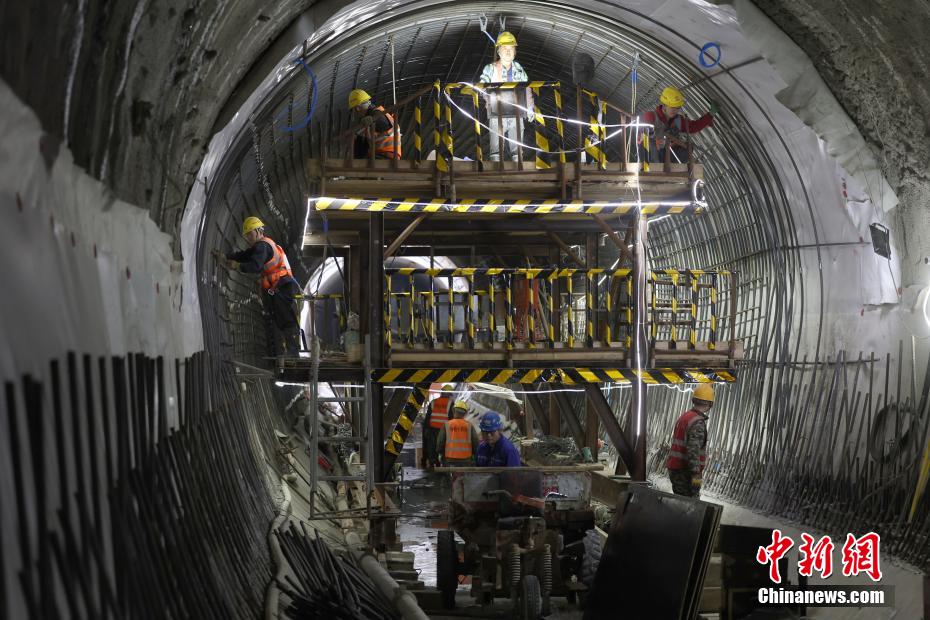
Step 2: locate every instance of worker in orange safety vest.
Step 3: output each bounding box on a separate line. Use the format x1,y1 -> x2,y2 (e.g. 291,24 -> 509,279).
666,384 -> 715,498
213,216 -> 302,356
348,89 -> 402,160
436,401 -> 481,466
422,384 -> 454,468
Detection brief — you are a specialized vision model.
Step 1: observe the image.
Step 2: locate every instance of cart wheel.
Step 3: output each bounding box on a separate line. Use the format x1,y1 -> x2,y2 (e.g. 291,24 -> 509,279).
437,529 -> 458,609
518,575 -> 542,620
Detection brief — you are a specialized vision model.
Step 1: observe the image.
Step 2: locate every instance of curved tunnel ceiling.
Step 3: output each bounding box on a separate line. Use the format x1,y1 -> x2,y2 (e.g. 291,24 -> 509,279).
200,0 -> 823,367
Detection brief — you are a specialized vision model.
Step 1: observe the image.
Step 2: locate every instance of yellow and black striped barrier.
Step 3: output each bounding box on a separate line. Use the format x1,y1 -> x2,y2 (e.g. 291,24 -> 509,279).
383,386 -> 429,457
582,89 -> 607,170
311,197 -> 704,215
372,367 -> 736,385
414,95 -> 423,163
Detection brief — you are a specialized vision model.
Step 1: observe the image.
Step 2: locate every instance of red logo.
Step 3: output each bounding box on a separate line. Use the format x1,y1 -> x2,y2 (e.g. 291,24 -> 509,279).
757,530 -> 883,583
841,532 -> 882,582
756,529 -> 794,584
798,534 -> 834,578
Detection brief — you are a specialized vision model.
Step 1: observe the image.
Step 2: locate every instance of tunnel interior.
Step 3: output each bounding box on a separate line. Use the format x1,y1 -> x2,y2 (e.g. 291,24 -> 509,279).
2,0 -> 930,617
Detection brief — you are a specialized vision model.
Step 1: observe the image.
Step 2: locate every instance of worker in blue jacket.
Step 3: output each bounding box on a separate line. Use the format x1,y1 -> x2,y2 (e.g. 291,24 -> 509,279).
475,411 -> 522,467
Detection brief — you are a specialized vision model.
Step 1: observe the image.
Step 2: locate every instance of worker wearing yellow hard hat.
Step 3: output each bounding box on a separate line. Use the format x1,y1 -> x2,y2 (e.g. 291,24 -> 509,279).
639,86 -> 719,166
212,216 -> 302,355
479,31 -> 534,162
436,400 -> 481,466
347,88 -> 402,160
666,384 -> 717,498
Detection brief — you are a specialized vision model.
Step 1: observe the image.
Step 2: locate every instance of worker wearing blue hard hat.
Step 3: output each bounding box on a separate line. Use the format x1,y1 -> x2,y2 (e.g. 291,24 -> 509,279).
475,411 -> 522,467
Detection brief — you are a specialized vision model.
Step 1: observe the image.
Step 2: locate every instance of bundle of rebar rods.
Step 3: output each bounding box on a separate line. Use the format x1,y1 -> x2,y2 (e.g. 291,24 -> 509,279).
275,522 -> 400,620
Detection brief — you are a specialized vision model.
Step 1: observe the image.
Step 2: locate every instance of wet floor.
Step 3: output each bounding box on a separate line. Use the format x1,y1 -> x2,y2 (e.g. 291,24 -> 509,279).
396,465 -> 451,588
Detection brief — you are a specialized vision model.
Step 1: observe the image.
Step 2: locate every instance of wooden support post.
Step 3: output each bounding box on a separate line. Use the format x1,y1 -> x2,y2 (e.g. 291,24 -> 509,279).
548,393 -> 560,438
552,388 -> 586,452
583,384 -> 634,473
525,392 -> 550,435
585,397 -> 599,460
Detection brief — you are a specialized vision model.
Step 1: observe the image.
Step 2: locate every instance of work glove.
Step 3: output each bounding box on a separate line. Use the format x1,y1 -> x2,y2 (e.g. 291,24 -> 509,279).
691,475 -> 702,495
708,100 -> 720,115
359,115 -> 374,128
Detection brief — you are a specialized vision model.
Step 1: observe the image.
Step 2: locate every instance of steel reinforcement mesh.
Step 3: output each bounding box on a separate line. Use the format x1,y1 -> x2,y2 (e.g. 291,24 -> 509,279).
1,351 -> 287,618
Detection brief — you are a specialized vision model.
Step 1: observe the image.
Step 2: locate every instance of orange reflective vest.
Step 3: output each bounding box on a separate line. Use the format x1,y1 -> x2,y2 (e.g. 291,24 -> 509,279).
369,106 -> 402,159
429,396 -> 450,429
444,418 -> 473,460
665,409 -> 707,471
258,237 -> 293,292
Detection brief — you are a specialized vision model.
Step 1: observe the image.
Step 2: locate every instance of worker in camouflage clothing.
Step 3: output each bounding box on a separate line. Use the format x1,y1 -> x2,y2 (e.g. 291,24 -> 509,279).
665,384 -> 715,498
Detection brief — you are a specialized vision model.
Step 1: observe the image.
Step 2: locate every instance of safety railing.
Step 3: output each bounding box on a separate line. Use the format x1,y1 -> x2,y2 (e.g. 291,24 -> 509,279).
326,81 -> 697,174
380,267 -> 736,355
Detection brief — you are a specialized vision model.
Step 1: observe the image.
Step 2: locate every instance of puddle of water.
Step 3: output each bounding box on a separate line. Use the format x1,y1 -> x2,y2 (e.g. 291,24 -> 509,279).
396,467 -> 456,588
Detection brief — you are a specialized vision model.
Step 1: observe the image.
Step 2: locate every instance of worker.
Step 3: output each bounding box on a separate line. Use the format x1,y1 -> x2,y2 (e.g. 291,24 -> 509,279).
639,86 -> 717,165
479,31 -> 533,162
422,384 -> 454,468
666,384 -> 715,498
214,217 -> 301,356
476,411 -> 522,467
348,89 -> 401,160
436,401 -> 481,466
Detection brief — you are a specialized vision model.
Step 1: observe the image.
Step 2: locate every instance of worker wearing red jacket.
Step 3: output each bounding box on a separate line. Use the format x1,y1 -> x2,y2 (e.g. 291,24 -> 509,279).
666,384 -> 715,498
640,86 -> 717,165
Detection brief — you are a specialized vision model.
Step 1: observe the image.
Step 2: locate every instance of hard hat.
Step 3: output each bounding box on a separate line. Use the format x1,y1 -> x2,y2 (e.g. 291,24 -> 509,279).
452,400 -> 469,412
660,86 -> 685,108
441,384 -> 454,392
693,384 -> 715,403
479,411 -> 503,432
496,31 -> 517,47
242,216 -> 265,236
348,89 -> 371,109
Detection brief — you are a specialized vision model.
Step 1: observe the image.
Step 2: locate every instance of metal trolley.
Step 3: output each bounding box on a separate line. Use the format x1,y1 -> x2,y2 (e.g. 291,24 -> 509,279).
434,465 -> 601,618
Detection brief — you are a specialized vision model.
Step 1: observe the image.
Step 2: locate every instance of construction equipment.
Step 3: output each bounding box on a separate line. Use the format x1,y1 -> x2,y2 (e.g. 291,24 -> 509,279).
432,465 -> 600,618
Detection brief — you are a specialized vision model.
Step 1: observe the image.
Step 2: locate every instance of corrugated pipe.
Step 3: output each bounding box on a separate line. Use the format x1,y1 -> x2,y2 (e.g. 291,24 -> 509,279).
344,531 -> 430,620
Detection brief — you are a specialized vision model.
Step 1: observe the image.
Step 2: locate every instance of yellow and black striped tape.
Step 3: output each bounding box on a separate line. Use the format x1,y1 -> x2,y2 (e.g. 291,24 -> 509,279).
311,197 -> 703,215
372,367 -> 736,385
384,386 -> 429,458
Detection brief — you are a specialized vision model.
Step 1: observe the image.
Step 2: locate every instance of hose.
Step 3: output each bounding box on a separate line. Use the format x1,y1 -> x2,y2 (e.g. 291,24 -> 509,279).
264,478 -> 292,620
344,531 -> 429,620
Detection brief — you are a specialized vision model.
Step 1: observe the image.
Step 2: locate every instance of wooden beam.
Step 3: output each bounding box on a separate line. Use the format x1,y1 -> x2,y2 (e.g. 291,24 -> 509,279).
384,213 -> 429,260
552,388 -> 587,452
524,393 -> 550,435
545,231 -> 586,267
582,384 -> 635,475
592,214 -> 633,265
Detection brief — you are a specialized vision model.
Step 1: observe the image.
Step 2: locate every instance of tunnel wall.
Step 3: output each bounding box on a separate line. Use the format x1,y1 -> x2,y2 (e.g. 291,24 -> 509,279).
0,81 -> 285,618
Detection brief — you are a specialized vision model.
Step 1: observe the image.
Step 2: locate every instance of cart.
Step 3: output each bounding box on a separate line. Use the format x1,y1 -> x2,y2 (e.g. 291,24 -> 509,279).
433,465 -> 600,618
